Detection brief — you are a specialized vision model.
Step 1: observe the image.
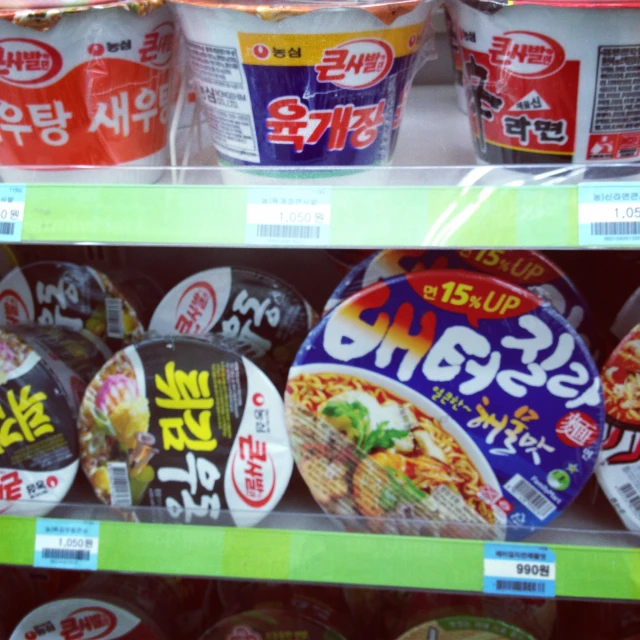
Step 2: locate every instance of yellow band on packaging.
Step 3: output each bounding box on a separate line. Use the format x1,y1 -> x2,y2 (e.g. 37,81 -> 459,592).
239,24 -> 424,66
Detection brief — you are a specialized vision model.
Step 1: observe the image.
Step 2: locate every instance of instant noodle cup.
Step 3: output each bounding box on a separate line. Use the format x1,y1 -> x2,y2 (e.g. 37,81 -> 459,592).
10,597 -> 168,640
325,249 -> 600,357
597,322 -> 640,531
394,592 -> 556,640
0,1 -> 175,183
396,617 -> 537,640
0,325 -> 109,517
286,269 -> 603,540
216,582 -> 354,638
170,0 -> 436,170
55,573 -> 219,640
447,0 -> 640,165
199,609 -> 347,640
0,262 -> 163,351
149,267 -> 317,384
78,335 -> 293,526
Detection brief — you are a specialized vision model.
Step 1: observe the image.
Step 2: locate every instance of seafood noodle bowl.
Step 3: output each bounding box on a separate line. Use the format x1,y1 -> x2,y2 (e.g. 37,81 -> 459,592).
285,365 -> 504,538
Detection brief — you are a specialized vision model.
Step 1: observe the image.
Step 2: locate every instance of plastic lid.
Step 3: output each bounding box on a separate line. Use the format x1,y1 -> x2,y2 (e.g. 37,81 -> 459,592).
287,269 -> 603,539
79,335 -> 293,527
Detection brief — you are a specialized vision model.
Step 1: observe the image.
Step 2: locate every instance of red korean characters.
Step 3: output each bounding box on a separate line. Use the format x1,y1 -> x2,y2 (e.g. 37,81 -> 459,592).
0,0 -> 175,183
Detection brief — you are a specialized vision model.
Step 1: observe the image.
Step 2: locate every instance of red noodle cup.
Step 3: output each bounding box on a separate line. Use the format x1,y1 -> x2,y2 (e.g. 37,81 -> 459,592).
447,0 -> 640,165
10,598 -> 167,640
0,0 -> 175,183
169,0 -> 436,170
597,322 -> 640,531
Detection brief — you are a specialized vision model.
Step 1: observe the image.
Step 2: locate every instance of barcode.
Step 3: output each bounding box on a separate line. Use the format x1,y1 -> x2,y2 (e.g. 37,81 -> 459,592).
619,482 -> 640,513
256,224 -> 321,240
41,548 -> 89,561
591,221 -> 640,236
495,580 -> 546,593
0,222 -> 15,237
105,297 -> 124,339
107,462 -> 132,507
504,474 -> 556,520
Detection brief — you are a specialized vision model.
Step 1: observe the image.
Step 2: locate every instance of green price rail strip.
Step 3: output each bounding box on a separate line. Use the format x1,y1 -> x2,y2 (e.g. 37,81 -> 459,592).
1,516 -> 639,600
20,183 -> 578,247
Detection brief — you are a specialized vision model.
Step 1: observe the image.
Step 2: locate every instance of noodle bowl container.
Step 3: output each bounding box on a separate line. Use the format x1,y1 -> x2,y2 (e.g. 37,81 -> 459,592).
597,322 -> 640,532
0,0 -> 175,183
169,0 -> 436,171
0,326 -> 109,517
286,269 -> 603,540
447,0 -> 640,165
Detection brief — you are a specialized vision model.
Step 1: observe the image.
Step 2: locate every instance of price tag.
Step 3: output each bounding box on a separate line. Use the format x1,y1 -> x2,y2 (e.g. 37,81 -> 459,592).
246,186 -> 331,245
34,518 -> 99,571
578,182 -> 640,246
0,184 -> 25,243
484,543 -> 556,598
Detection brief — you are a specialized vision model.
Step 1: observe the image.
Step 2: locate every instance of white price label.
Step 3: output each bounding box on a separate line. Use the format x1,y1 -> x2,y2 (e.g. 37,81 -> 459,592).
34,518 -> 99,571
0,184 -> 25,242
246,186 -> 331,245
579,183 -> 640,245
484,543 -> 556,598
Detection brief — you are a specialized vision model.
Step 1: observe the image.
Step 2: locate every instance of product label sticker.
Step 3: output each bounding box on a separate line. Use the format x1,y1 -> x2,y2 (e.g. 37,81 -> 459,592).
578,183 -> 640,246
484,542 -> 556,598
0,184 -> 25,242
34,518 -> 100,571
246,186 -> 331,245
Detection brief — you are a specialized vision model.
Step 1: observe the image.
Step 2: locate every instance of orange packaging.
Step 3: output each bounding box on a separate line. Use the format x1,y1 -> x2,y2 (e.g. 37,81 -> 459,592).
0,0 -> 175,183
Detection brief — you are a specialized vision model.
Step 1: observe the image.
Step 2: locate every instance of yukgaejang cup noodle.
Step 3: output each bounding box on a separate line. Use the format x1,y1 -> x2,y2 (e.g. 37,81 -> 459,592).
447,0 -> 640,165
170,0 -> 436,169
0,0 -> 175,183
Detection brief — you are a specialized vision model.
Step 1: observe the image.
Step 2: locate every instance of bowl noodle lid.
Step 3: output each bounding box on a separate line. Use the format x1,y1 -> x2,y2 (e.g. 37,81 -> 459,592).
286,269 -> 603,540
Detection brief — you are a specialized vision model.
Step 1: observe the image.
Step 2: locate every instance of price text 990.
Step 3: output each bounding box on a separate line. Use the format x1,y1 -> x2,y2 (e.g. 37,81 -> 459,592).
516,563 -> 550,576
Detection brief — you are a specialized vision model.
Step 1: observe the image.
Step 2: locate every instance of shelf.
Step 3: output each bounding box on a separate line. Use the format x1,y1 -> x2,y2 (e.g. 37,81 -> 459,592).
2,481 -> 640,601
6,86 -> 638,249
2,514 -> 640,601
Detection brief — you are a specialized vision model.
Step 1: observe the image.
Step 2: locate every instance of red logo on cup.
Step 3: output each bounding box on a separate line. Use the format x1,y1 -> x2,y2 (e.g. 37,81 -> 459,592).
175,282 -> 217,334
139,22 -> 175,68
408,34 -> 417,49
252,44 -> 270,60
488,31 -> 565,79
0,289 -> 29,324
46,475 -> 58,489
231,435 -> 276,508
252,393 -> 264,407
555,411 -> 599,448
87,43 -> 105,57
60,607 -> 117,639
315,38 -> 394,89
0,38 -> 63,86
